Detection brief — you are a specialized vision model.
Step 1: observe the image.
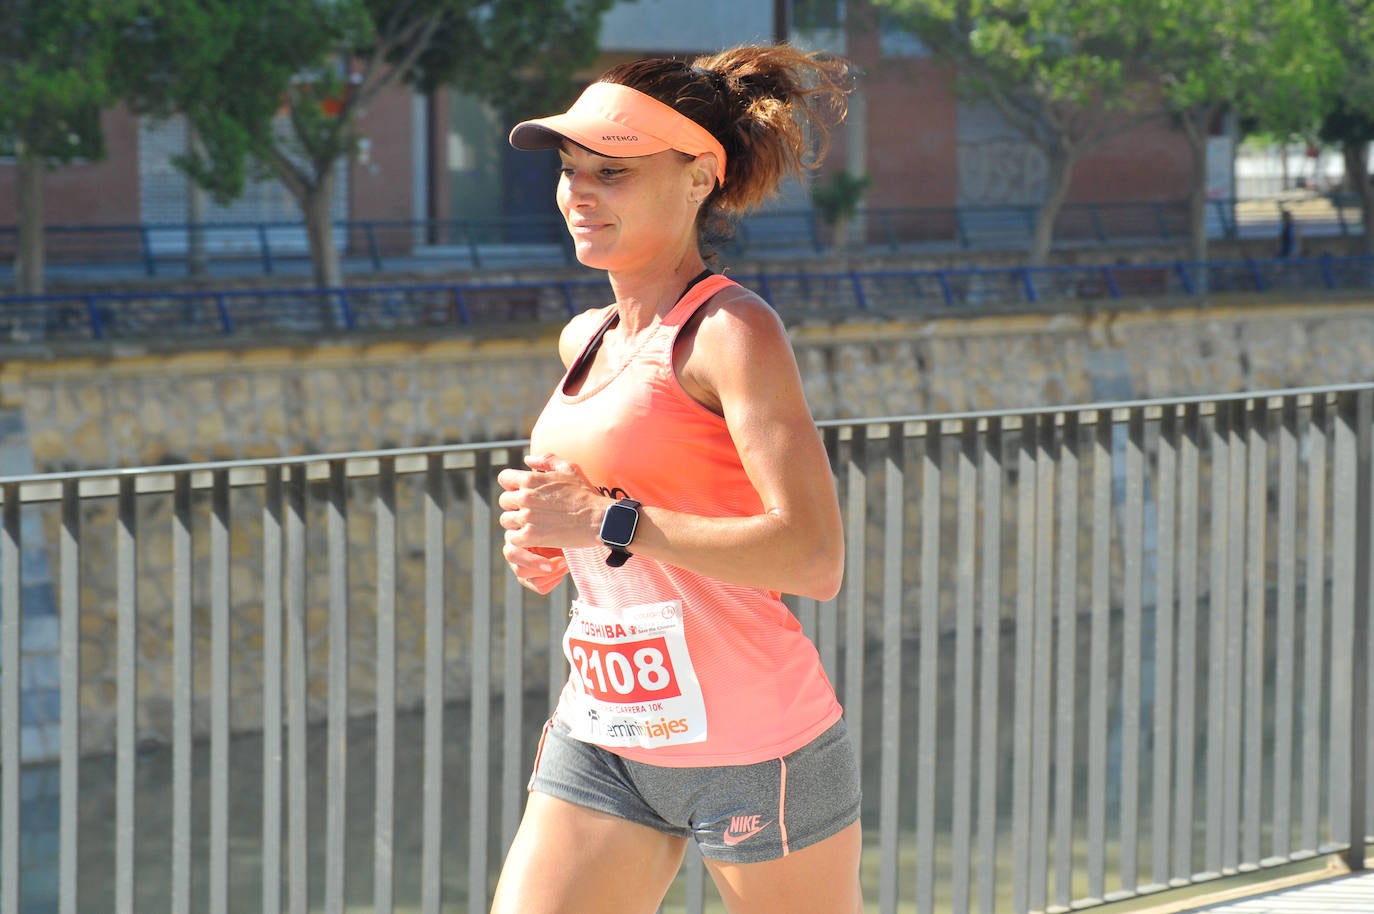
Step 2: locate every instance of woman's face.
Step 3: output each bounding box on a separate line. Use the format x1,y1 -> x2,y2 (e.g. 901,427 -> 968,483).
556,143 -> 702,274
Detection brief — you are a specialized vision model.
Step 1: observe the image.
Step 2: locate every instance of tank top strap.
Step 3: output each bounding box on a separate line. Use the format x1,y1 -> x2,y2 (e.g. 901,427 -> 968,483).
660,272 -> 740,332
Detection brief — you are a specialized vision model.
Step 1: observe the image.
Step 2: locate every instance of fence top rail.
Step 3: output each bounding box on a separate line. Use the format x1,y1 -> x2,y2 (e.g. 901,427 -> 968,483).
3,383 -> 1370,503
0,435 -> 534,496
819,381 -> 1374,435
1,254 -> 1370,308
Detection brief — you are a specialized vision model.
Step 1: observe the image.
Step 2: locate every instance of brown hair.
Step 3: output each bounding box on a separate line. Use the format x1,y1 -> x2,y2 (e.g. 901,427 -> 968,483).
599,45 -> 853,254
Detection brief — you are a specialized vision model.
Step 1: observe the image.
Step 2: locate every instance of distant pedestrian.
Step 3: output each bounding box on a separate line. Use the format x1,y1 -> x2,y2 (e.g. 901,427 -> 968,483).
1277,209 -> 1301,257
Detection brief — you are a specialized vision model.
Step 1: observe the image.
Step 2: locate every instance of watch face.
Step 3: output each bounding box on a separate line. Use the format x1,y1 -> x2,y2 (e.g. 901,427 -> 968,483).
600,502 -> 639,549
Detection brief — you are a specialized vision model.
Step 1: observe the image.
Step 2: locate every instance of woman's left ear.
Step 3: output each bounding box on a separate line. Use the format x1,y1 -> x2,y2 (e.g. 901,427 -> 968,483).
690,153 -> 718,202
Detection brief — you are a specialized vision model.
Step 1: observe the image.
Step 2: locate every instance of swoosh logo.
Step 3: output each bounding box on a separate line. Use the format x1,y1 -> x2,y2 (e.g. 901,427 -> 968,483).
722,820 -> 772,847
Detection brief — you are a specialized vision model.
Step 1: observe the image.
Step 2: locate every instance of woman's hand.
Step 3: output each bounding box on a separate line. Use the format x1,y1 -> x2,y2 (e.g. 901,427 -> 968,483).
502,541 -> 569,594
498,453 -> 606,590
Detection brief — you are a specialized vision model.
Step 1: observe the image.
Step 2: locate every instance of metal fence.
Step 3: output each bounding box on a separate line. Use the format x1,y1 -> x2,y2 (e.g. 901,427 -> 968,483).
1,254 -> 1372,345
1,385 -> 1371,913
0,196 -> 1364,282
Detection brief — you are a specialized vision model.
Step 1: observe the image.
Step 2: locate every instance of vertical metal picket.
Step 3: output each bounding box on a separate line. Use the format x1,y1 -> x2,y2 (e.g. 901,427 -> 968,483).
1011,413 -> 1037,914
1,485 -> 20,914
915,423 -> 940,914
1271,398 -> 1299,861
285,465 -> 309,914
171,474 -> 192,914
262,466 -> 284,914
1086,410 -> 1112,900
422,454 -> 446,914
58,480 -> 80,914
950,420 -> 978,914
878,422 -> 905,914
1152,405 -> 1179,888
1053,413 -> 1081,907
374,459 -> 397,914
116,475 -> 137,914
1343,390 -> 1371,870
976,418 -> 1004,914
1173,403 -> 1201,878
325,461 -> 350,914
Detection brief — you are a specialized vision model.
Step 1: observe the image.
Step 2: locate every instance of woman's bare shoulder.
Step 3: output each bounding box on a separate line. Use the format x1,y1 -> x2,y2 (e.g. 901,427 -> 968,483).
692,282 -> 786,342
558,304 -> 615,368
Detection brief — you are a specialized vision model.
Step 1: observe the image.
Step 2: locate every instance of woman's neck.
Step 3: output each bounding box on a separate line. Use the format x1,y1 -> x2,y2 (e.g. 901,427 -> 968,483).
607,257 -> 710,333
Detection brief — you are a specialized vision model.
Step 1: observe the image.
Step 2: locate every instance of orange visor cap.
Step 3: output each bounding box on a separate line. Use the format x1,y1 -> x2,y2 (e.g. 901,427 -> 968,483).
509,82 -> 727,187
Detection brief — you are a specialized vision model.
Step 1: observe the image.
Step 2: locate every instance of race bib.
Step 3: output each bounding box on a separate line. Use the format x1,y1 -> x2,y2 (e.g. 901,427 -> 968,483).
560,598 -> 706,749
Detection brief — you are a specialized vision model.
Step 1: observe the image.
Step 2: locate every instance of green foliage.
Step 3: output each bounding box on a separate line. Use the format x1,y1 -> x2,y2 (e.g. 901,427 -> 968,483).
1320,98 -> 1374,149
873,0 -> 1152,119
810,171 -> 872,226
870,0 -> 1157,263
406,0 -> 623,119
118,0 -> 620,204
1312,0 -> 1374,145
0,0 -> 135,164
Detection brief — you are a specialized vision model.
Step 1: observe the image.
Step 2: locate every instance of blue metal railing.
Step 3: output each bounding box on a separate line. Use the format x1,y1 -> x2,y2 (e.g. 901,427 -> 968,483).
0,196 -> 1363,281
0,254 -> 1368,344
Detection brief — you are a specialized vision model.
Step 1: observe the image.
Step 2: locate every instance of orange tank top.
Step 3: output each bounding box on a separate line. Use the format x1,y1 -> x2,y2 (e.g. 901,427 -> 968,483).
529,274 -> 842,766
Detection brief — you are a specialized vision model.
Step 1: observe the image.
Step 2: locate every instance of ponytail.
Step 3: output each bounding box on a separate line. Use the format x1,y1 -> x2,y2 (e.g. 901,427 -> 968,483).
599,45 -> 854,257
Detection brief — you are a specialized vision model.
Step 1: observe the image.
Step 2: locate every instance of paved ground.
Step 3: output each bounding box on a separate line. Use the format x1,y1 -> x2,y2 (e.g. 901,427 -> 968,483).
1185,868 -> 1374,913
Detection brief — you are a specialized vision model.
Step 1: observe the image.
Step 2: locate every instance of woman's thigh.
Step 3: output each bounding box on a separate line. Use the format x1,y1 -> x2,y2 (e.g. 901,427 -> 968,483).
490,791 -> 688,914
703,819 -> 864,914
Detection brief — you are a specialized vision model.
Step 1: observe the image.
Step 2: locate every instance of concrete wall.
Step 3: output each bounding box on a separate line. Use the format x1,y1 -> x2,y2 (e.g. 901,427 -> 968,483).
6,294 -> 1371,475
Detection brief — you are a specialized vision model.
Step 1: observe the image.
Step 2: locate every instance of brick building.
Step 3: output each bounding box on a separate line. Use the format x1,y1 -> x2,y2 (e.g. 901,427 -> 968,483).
0,1 -> 1218,246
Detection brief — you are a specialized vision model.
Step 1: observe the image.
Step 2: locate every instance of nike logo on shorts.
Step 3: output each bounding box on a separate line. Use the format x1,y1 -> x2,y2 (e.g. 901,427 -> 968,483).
722,814 -> 772,847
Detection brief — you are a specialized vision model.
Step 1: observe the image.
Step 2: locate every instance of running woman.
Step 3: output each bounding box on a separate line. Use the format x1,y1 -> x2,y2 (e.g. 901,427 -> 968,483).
494,45 -> 861,914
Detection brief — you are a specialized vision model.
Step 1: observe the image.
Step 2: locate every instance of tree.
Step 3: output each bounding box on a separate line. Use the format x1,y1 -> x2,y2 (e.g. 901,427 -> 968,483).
811,170 -> 872,253
1320,100 -> 1374,256
1313,1 -> 1374,255
0,1 -> 130,295
121,0 -> 621,290
1143,0 -> 1331,266
870,0 -> 1155,264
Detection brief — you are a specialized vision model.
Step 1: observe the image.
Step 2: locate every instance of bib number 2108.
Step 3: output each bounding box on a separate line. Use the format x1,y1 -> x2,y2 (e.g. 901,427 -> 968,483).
567,636 -> 682,704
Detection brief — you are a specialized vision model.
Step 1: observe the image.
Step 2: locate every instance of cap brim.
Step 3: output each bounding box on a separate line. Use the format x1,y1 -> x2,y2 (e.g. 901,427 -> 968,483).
507,82 -> 727,186
508,115 -> 673,158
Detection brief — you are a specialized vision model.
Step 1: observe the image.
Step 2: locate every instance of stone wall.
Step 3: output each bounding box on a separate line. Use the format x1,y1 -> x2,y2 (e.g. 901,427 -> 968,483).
2,290 -> 1373,756
8,293 -> 1374,474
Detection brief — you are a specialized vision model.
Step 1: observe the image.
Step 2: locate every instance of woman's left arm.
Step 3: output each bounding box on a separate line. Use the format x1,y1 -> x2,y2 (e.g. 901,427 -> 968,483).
631,293 -> 845,598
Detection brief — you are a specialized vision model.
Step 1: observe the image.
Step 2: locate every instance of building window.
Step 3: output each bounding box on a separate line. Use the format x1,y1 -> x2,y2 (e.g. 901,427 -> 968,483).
138,115 -> 349,255
792,0 -> 844,31
447,93 -> 505,225
879,13 -> 930,57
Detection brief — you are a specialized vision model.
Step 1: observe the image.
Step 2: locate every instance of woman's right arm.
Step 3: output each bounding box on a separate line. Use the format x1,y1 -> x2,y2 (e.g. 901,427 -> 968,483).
499,307 -> 608,593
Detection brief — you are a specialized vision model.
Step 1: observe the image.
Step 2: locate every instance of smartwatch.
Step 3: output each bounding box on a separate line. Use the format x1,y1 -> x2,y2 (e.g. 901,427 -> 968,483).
599,497 -> 641,568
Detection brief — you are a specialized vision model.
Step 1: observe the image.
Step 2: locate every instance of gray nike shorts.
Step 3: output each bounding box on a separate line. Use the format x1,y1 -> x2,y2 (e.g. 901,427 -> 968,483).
527,716 -> 861,864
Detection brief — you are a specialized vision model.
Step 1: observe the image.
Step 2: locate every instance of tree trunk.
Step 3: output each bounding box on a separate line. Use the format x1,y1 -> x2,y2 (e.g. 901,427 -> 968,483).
296,166 -> 348,330
302,170 -> 342,290
1345,141 -> 1374,257
830,214 -> 850,254
15,148 -> 45,296
1182,110 -> 1211,270
186,121 -> 208,277
1029,147 -> 1073,266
